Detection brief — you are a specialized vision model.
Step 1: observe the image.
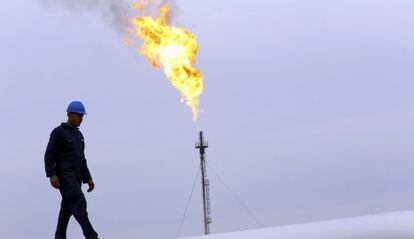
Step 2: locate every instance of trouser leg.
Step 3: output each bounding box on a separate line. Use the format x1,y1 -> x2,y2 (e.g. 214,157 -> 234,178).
55,199 -> 72,239
71,192 -> 98,239
60,181 -> 98,239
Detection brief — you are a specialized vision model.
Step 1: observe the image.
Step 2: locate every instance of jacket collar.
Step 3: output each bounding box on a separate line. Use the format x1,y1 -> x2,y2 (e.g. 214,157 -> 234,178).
61,122 -> 79,130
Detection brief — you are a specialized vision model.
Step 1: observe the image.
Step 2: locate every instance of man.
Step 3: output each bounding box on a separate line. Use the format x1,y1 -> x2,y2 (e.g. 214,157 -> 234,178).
44,101 -> 99,239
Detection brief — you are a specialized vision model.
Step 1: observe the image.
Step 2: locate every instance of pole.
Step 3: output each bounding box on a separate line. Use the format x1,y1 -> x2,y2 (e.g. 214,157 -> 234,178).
195,131 -> 212,235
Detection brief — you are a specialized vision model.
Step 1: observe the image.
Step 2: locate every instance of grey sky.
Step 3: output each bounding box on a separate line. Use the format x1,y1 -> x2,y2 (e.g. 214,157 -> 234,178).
0,0 -> 413,238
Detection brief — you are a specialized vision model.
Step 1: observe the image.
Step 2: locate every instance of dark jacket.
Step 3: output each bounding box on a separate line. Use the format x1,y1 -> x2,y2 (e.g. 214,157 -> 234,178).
44,123 -> 92,183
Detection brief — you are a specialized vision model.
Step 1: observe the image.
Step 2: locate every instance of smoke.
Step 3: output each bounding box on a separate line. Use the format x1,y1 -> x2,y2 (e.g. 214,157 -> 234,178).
41,0 -> 130,34
41,0 -> 176,35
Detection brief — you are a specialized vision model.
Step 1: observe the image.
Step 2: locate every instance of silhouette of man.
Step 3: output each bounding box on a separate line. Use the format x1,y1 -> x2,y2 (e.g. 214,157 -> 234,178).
45,101 -> 99,239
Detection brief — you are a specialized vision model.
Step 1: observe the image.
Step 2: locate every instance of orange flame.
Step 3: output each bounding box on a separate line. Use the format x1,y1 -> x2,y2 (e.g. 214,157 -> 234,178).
129,4 -> 203,121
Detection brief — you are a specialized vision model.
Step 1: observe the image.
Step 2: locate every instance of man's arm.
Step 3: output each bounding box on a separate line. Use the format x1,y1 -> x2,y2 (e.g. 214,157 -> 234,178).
44,129 -> 59,177
80,134 -> 94,192
82,158 -> 95,192
82,158 -> 92,184
44,129 -> 61,188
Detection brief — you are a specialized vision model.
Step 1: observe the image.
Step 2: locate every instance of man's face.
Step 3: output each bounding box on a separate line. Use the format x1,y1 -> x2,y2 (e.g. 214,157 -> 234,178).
68,113 -> 84,127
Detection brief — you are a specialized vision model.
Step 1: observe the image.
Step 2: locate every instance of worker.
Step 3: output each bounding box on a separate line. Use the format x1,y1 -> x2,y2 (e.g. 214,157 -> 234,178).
44,101 -> 99,239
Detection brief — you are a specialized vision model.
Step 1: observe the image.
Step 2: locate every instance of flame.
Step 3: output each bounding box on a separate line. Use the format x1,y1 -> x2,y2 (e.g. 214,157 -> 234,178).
129,4 -> 203,121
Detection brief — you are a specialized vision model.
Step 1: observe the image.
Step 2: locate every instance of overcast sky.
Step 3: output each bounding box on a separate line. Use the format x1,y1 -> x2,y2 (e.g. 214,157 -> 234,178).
0,0 -> 413,238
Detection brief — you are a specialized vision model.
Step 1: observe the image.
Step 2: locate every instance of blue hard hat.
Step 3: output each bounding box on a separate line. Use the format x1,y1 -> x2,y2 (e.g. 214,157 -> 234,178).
66,101 -> 87,115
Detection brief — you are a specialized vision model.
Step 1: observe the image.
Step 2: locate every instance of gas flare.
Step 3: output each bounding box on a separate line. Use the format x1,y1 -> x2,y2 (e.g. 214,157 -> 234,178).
129,3 -> 203,121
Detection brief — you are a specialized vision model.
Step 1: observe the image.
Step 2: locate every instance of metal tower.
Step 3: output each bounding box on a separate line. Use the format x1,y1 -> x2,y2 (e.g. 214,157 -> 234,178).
195,131 -> 212,235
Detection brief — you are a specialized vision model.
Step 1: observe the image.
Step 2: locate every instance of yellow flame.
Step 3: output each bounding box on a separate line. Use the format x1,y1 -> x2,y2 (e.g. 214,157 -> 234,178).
130,4 -> 203,121
131,0 -> 152,11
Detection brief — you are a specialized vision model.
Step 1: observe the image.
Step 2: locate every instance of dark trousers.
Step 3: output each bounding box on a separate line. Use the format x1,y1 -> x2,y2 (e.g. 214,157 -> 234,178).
55,177 -> 98,239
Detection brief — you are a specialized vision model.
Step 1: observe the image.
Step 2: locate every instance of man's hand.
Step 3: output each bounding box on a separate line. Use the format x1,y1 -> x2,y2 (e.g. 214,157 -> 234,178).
87,179 -> 95,193
50,175 -> 60,189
